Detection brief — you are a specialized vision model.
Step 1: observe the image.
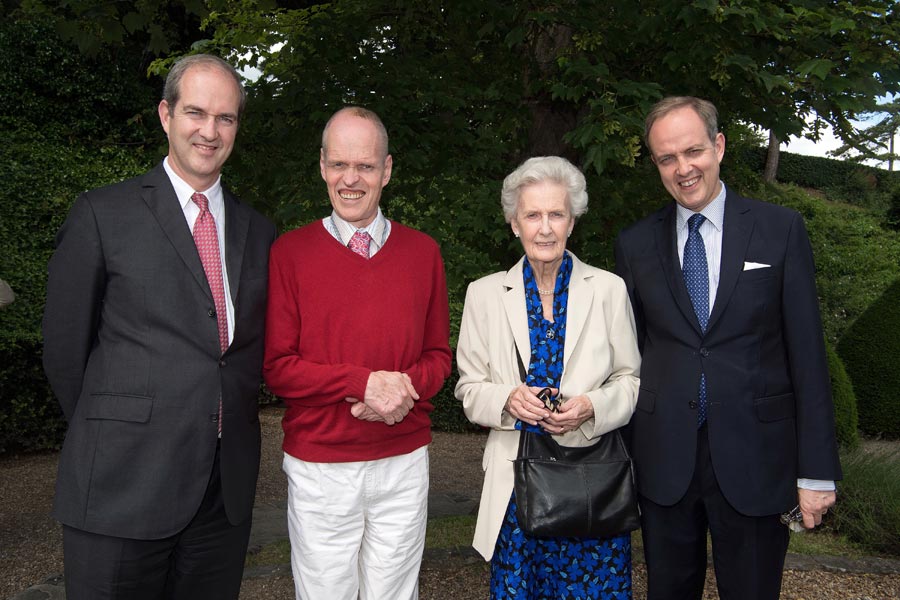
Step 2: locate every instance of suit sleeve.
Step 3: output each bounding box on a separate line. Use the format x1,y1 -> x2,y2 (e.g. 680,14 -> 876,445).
42,194 -> 107,420
614,234 -> 646,352
782,213 -> 842,481
402,247 -> 452,401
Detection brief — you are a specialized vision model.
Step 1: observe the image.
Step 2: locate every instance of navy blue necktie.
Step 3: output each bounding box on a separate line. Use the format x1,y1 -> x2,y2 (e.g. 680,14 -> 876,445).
683,213 -> 709,426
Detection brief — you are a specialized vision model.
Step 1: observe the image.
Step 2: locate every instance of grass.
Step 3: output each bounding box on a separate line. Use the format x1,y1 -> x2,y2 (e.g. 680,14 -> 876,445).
246,514 -> 884,570
830,444 -> 900,557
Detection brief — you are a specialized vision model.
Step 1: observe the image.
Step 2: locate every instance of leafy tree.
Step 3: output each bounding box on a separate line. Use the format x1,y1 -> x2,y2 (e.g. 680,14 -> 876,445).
831,100 -> 900,171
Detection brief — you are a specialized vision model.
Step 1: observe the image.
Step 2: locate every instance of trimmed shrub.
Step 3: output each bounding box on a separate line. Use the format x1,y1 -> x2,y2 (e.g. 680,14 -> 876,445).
837,279 -> 900,439
826,342 -> 859,449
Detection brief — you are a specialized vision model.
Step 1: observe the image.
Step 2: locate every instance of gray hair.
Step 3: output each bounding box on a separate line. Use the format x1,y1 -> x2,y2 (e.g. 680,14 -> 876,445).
162,54 -> 247,118
500,156 -> 588,223
321,106 -> 390,159
644,96 -> 719,150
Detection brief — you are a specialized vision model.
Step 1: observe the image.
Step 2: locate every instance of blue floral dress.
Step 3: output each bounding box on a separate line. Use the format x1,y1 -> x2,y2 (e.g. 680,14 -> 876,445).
490,254 -> 632,600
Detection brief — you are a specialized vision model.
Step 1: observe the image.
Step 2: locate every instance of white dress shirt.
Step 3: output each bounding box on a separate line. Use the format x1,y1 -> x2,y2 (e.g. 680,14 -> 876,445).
163,157 -> 235,345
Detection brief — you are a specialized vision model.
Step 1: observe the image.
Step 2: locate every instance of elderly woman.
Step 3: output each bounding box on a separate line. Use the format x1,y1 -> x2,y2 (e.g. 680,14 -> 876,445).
455,156 -> 641,599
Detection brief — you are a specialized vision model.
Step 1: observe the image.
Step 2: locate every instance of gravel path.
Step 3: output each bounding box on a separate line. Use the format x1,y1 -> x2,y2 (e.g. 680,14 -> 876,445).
3,406 -> 898,599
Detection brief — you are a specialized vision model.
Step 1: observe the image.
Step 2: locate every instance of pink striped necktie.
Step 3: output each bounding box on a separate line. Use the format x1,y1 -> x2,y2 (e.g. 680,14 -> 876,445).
192,193 -> 229,353
348,230 -> 372,259
192,193 -> 227,432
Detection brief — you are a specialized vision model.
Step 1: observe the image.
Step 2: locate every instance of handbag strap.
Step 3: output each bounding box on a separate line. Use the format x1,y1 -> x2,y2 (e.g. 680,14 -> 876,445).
515,345 -> 527,383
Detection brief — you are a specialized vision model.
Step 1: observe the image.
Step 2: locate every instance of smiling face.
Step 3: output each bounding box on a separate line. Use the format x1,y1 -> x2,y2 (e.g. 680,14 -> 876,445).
158,65 -> 241,191
320,113 -> 392,228
511,181 -> 574,271
648,105 -> 725,212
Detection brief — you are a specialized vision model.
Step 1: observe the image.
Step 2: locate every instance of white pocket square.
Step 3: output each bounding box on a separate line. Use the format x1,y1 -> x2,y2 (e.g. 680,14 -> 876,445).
743,261 -> 771,271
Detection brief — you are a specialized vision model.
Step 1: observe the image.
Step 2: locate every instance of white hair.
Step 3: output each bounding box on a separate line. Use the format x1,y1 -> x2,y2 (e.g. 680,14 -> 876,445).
500,156 -> 588,223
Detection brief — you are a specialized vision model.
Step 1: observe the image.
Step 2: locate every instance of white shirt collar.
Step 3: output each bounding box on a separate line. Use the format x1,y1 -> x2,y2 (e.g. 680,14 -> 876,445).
163,157 -> 225,218
676,180 -> 726,233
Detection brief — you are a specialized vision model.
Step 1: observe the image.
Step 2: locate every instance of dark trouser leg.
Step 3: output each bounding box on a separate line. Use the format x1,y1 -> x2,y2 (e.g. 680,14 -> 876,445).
640,451 -> 710,600
700,430 -> 789,600
64,442 -> 251,600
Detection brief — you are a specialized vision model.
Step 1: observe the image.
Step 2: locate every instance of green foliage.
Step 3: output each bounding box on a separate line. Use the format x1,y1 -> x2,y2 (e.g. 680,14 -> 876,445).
738,147 -> 900,210
825,342 -> 859,450
430,360 -> 480,435
0,16 -> 161,145
0,332 -> 66,453
837,279 -> 900,439
887,185 -> 900,231
831,446 -> 900,556
757,186 -> 900,344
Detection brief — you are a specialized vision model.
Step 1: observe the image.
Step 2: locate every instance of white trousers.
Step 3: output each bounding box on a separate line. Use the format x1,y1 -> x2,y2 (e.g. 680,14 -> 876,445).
283,446 -> 429,600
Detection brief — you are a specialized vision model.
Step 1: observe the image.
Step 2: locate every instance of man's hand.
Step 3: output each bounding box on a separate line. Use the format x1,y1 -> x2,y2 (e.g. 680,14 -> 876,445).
352,371 -> 418,425
798,488 -> 836,529
347,401 -> 386,422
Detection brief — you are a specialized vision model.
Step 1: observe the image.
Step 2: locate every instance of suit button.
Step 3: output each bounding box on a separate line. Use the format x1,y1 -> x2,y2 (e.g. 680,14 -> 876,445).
208,309 -> 216,318
700,347 -> 709,357
210,413 -> 219,423
219,360 -> 226,367
688,400 -> 698,409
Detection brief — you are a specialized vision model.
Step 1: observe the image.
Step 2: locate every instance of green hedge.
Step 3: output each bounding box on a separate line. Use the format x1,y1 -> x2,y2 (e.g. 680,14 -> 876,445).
0,332 -> 65,453
837,278 -> 900,439
758,185 -> 900,344
738,146 -> 900,208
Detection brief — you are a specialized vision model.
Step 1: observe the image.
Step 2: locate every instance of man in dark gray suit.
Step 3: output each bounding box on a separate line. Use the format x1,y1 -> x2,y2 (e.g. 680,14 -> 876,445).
42,54 -> 276,599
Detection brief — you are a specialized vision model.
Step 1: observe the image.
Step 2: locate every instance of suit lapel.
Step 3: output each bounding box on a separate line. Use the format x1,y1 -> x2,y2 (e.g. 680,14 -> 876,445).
654,205 -> 703,334
708,190 -> 754,331
223,190 -> 250,305
502,258 -> 531,373
563,253 -> 592,366
141,165 -> 213,302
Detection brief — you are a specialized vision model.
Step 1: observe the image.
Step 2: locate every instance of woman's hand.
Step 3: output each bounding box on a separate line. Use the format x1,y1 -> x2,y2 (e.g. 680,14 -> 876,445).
541,394 -> 594,435
505,384 -> 558,425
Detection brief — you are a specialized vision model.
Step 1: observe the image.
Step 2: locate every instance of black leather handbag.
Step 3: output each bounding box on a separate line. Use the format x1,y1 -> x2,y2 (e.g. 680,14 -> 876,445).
513,425 -> 640,539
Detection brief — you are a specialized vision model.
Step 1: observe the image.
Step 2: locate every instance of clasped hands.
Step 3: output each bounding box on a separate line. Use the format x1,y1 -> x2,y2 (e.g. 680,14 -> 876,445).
345,370 -> 418,425
504,383 -> 593,435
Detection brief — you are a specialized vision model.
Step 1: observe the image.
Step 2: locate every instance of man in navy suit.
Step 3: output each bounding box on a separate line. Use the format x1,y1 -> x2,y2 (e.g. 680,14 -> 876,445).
42,54 -> 276,599
615,96 -> 841,599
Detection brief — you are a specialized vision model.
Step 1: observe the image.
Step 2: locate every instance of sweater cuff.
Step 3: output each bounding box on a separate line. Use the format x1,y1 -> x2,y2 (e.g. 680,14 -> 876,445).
346,366 -> 372,401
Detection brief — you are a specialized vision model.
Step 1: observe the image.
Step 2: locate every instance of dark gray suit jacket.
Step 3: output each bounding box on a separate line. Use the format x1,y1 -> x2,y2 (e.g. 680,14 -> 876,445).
42,163 -> 276,539
615,188 -> 841,516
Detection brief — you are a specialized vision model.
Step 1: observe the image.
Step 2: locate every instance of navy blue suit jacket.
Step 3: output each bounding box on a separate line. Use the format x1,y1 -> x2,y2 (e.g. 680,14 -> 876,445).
614,188 -> 841,516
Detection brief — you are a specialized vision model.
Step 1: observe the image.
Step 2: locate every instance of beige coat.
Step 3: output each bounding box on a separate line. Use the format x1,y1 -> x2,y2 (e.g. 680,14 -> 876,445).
455,252 -> 641,560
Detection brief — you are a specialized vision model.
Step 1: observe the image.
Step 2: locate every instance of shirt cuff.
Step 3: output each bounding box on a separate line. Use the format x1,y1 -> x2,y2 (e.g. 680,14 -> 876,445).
797,478 -> 835,491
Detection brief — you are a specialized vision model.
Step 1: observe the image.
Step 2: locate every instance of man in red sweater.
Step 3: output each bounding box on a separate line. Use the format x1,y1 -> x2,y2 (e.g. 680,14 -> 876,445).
264,106 -> 451,600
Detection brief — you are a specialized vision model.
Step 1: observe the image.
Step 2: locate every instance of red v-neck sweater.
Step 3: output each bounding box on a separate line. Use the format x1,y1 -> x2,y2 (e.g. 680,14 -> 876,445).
264,220 -> 452,462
